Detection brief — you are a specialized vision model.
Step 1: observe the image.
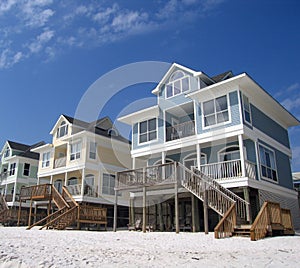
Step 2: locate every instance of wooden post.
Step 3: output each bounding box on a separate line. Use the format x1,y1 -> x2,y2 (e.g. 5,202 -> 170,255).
113,190 -> 118,232
158,201 -> 164,231
191,195 -> 197,232
203,183 -> 209,234
130,198 -> 135,226
243,187 -> 252,223
175,182 -> 179,234
142,186 -> 146,233
238,134 -> 246,177
77,206 -> 81,230
33,204 -> 37,224
17,197 -> 22,226
28,199 -> 33,227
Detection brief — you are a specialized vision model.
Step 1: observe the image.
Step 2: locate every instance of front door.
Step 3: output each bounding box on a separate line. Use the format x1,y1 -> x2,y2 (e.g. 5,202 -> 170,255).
54,179 -> 63,194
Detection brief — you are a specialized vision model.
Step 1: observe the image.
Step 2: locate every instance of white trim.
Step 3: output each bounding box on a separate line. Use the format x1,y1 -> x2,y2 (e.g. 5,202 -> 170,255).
257,142 -> 279,184
201,94 -> 232,130
117,105 -> 159,125
137,118 -> 158,146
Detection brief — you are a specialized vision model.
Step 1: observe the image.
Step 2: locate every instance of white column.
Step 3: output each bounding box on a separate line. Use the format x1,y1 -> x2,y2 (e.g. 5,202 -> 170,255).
81,168 -> 85,196
37,176 -> 40,185
196,143 -> 201,169
161,151 -> 166,164
13,177 -> 17,203
254,140 -> 261,181
238,134 -> 246,177
132,157 -> 136,170
98,171 -> 101,196
64,172 -> 68,186
193,100 -> 198,135
50,175 -> 53,184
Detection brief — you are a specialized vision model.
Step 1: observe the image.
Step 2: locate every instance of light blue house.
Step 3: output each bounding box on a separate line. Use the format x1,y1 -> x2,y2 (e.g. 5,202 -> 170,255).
117,63 -> 300,231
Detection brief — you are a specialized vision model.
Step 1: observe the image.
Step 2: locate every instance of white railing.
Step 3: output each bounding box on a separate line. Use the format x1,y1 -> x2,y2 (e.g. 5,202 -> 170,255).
54,156 -> 67,168
66,183 -> 98,198
200,159 -> 257,181
166,120 -> 195,141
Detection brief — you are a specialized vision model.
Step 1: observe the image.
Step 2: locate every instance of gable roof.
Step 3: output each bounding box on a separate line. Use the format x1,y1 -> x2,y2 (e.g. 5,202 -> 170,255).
6,140 -> 45,160
52,114 -> 130,143
211,71 -> 233,83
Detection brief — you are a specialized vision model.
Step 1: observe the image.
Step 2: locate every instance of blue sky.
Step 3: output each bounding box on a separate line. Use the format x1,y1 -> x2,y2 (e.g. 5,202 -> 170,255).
1,0 -> 300,170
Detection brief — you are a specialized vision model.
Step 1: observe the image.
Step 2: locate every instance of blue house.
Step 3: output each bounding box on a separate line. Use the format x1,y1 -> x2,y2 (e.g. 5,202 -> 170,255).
117,63 -> 300,233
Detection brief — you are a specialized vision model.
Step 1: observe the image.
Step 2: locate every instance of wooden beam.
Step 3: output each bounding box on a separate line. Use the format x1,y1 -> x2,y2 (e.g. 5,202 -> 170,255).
28,199 -> 33,227
142,187 -> 146,233
113,190 -> 118,232
158,201 -> 164,231
243,187 -> 252,223
130,198 -> 135,226
17,198 -> 22,227
203,183 -> 209,234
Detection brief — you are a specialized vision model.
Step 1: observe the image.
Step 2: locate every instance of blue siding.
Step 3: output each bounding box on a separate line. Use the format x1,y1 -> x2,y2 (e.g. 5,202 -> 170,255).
258,139 -> 293,189
252,105 -> 290,148
244,139 -> 256,163
197,90 -> 241,134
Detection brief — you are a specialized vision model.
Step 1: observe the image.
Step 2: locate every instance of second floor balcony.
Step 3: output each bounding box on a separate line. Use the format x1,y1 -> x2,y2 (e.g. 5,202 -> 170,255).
166,120 -> 195,141
54,156 -> 67,169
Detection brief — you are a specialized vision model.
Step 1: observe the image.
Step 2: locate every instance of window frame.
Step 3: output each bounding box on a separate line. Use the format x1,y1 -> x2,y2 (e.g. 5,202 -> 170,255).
89,141 -> 97,160
242,93 -> 252,125
42,152 -> 50,168
57,121 -> 69,139
258,144 -> 278,183
102,173 -> 117,196
202,94 -> 231,129
4,147 -> 10,158
70,141 -> 82,161
138,118 -> 158,145
9,163 -> 16,176
165,71 -> 191,99
23,163 -> 30,177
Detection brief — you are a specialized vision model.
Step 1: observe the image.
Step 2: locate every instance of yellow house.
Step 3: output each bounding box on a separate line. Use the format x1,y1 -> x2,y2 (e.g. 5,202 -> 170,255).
31,114 -> 131,227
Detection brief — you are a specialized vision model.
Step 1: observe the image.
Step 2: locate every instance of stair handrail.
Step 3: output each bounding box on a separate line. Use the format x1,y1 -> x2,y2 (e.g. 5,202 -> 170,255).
40,206 -> 78,230
178,162 -> 234,201
250,201 -> 270,241
62,186 -> 78,208
214,203 -> 237,239
192,166 -> 250,221
26,207 -> 67,230
51,185 -> 69,209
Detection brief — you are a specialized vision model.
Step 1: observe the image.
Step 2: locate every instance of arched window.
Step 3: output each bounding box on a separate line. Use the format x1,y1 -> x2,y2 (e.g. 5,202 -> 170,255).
108,128 -> 118,136
183,153 -> 207,169
166,70 -> 190,98
68,177 -> 78,186
57,121 -> 68,138
218,146 -> 240,162
85,174 -> 94,186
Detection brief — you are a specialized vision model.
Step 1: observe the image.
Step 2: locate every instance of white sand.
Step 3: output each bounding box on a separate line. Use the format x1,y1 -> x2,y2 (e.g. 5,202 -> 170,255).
0,227 -> 299,268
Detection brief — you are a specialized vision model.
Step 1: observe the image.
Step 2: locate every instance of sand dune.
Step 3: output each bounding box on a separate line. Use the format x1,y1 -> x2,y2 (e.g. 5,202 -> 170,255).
0,227 -> 299,267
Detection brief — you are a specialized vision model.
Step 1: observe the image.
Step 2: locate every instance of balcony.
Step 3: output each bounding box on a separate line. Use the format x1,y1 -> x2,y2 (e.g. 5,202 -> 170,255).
199,159 -> 256,181
0,171 -> 8,181
54,156 -> 67,168
166,120 -> 195,141
66,184 -> 98,198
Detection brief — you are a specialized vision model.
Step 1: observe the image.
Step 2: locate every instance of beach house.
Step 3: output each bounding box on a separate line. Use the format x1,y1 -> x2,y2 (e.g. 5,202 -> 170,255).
0,140 -> 44,225
116,63 -> 300,237
28,115 -> 131,228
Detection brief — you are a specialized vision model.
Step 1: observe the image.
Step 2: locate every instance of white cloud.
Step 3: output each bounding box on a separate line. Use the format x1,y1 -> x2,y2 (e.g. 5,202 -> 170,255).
27,30 -> 55,53
111,11 -> 148,32
93,4 -> 119,23
0,0 -> 17,14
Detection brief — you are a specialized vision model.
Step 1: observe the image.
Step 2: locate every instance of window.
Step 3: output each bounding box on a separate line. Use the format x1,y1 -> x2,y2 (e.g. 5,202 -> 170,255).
102,174 -> 116,195
242,94 -> 252,124
219,146 -> 240,162
139,118 -> 157,144
70,142 -> 81,160
4,147 -> 10,158
108,129 -> 118,136
23,163 -> 30,176
68,177 -> 78,186
57,121 -> 68,138
89,142 -> 97,160
166,71 -> 190,98
259,145 -> 277,182
203,95 -> 229,127
42,152 -> 50,168
9,163 -> 16,176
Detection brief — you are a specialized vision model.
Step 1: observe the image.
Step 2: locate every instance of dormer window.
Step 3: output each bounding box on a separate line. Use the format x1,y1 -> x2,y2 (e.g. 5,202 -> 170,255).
166,70 -> 190,98
57,121 -> 68,138
4,147 -> 10,158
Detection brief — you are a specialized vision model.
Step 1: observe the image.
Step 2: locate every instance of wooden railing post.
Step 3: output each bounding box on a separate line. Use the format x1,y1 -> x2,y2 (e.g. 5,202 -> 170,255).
203,182 -> 209,234
174,163 -> 179,234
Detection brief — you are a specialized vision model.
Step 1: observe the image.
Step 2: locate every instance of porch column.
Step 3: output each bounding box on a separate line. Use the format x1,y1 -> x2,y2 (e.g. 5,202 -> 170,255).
243,187 -> 252,223
196,143 -> 201,169
13,177 -> 18,203
158,200 -> 164,231
162,151 -> 166,180
142,186 -> 147,233
113,190 -> 118,232
174,163 -> 179,234
132,157 -> 136,169
238,134 -> 246,177
64,172 -> 68,186
254,140 -> 261,180
203,182 -> 209,234
50,175 -> 53,184
37,176 -> 40,185
130,197 -> 135,226
191,195 -> 199,232
81,168 -> 85,196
